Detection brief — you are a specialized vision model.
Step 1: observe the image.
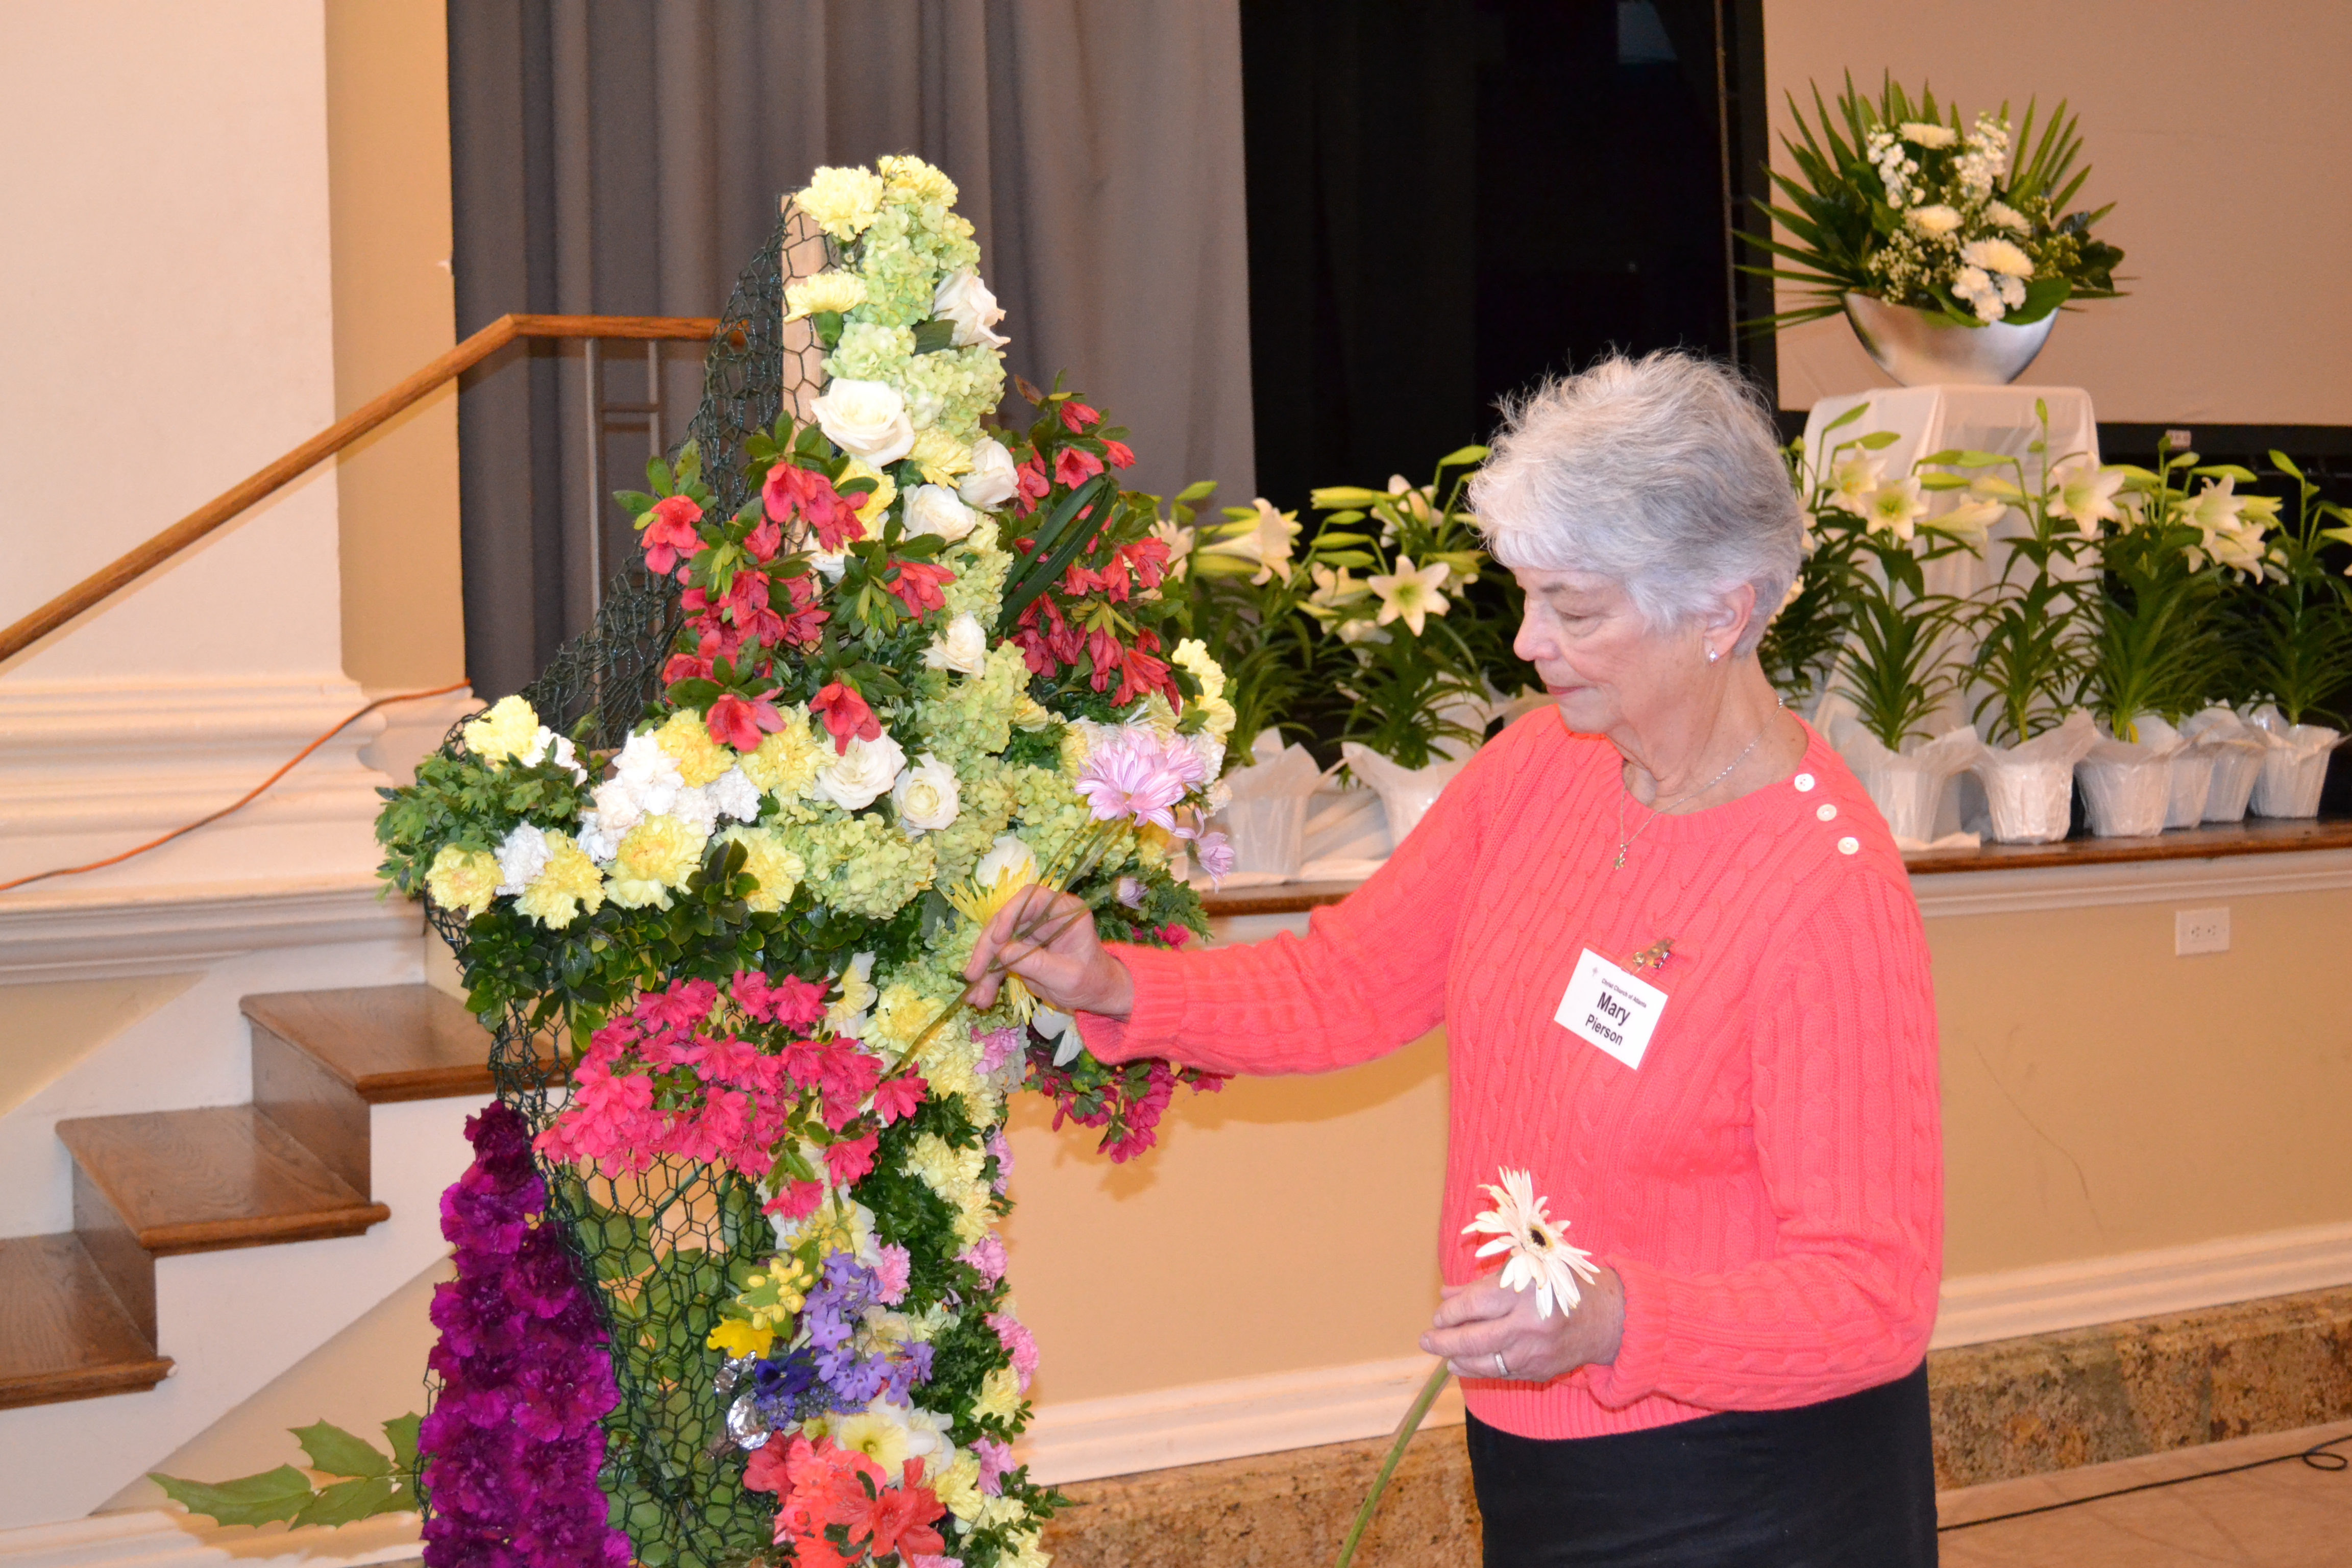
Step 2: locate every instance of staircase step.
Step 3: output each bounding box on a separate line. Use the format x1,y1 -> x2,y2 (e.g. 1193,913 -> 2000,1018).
241,985 -> 499,1103
0,1235 -> 172,1410
58,1105 -> 391,1256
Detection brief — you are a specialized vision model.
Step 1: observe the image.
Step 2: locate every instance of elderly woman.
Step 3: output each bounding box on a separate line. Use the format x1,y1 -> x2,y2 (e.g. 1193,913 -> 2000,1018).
969,351 -> 1941,1566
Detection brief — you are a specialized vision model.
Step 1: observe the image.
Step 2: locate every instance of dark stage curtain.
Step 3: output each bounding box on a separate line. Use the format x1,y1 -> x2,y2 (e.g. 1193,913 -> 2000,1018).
449,0 -> 1256,697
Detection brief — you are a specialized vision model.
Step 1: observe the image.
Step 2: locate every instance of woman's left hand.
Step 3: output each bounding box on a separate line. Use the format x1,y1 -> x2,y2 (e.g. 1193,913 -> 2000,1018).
1419,1266 -> 1626,1384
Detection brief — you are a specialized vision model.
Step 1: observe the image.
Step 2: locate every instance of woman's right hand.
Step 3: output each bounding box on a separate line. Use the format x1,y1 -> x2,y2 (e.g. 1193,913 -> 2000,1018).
963,885 -> 1136,1018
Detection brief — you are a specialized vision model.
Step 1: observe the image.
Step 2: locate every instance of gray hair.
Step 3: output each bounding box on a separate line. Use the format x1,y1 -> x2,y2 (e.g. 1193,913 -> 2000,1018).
1469,351 -> 1803,654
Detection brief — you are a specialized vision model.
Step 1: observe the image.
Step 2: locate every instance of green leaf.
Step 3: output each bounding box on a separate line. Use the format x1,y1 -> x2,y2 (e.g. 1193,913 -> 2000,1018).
1821,402 -> 1870,433
383,1413 -> 421,1472
910,317 -> 958,355
151,1466 -> 314,1528
292,1475 -> 406,1529
1856,430 -> 1901,450
1172,479 -> 1219,503
291,1421 -> 393,1480
1435,445 -> 1489,468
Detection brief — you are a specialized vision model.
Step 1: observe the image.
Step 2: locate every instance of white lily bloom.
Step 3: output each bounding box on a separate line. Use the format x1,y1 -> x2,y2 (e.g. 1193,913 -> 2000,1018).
1865,477 -> 1929,541
2048,459 -> 2126,531
1367,555 -> 1452,636
1462,1168 -> 1601,1319
1197,499 -> 1301,585
1828,453 -> 1884,515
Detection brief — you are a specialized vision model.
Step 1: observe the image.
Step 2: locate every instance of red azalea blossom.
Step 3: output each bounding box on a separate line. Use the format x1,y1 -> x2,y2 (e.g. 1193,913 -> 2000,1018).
1101,437 -> 1136,469
844,1463 -> 948,1559
705,692 -> 782,750
883,558 -> 955,619
778,573 -> 829,648
822,1131 -> 879,1186
641,494 -> 704,576
871,1071 -> 927,1125
1115,630 -> 1177,706
810,681 -> 881,754
744,516 -> 782,562
1121,534 -> 1172,590
1058,399 -> 1100,432
1054,445 -> 1106,488
765,462 -> 867,552
1013,456 -> 1051,514
730,971 -> 827,1027
763,1179 -> 826,1220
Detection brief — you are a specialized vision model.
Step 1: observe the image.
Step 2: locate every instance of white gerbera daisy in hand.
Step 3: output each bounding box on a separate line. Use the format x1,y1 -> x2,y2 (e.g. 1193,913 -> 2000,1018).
1462,1168 -> 1600,1318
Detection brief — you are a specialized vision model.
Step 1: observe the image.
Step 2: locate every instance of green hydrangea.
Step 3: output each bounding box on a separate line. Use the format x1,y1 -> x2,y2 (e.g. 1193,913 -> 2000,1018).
915,645 -> 1030,770
782,812 -> 938,921
900,346 -> 1005,445
940,535 -> 1011,628
828,321 -> 916,386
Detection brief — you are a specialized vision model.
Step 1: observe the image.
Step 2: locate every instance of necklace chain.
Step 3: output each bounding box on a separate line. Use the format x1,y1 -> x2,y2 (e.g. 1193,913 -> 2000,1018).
1611,700 -> 1785,871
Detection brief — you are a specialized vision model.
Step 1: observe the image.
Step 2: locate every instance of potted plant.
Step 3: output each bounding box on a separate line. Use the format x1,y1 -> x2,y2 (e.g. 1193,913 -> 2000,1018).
2231,453 -> 2352,815
1748,76 -> 2123,384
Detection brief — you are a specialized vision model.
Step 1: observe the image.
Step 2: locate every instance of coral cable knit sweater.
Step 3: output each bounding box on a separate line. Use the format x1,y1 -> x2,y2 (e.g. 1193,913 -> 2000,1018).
1077,710 -> 1943,1441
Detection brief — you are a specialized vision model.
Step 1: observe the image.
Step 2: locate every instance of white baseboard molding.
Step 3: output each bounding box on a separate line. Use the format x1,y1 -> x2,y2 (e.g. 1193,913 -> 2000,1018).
1018,1355 -> 1464,1487
1932,1219 -> 2352,1348
0,1508 -> 420,1568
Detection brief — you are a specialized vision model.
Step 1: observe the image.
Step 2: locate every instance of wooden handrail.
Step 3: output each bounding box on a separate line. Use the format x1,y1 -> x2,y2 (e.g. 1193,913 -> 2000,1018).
0,313 -> 721,665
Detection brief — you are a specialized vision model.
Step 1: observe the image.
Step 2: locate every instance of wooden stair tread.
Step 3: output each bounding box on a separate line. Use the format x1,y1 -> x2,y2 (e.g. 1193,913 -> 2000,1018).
241,985 -> 498,1102
56,1106 -> 390,1253
0,1235 -> 172,1408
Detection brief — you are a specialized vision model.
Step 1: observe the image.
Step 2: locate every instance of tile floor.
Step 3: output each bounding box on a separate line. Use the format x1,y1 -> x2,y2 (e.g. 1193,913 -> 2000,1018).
1937,1418 -> 2352,1566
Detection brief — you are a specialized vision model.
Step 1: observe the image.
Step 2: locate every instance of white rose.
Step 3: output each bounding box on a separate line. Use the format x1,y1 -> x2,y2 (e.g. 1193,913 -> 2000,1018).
1905,203 -> 1962,236
811,378 -> 915,466
905,483 -> 978,544
813,730 -> 909,812
974,833 -> 1038,889
923,611 -> 989,675
933,268 -> 1009,350
891,751 -> 962,834
958,437 -> 1020,509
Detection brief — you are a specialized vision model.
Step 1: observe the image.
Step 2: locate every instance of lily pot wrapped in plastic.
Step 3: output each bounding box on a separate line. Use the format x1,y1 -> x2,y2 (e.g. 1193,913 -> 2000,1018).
1220,729 -> 1328,879
1970,711 -> 2098,844
2076,716 -> 2185,837
1821,704 -> 1984,848
1340,741 -> 1473,849
2179,706 -> 2267,823
2247,705 -> 2345,818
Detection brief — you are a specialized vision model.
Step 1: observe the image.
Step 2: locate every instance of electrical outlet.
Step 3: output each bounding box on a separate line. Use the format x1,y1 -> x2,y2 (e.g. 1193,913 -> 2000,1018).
2176,907 -> 2231,955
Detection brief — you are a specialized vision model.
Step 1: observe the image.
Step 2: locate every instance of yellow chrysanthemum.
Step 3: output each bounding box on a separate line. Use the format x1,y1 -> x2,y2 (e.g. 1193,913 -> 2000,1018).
715,826 -> 804,914
795,165 -> 884,241
652,708 -> 736,787
841,459 -> 897,527
737,712 -> 824,803
515,832 -> 606,928
462,694 -> 541,764
704,1318 -> 774,1360
606,814 -> 708,909
973,1364 -> 1022,1424
909,428 -> 974,487
424,845 -> 501,918
943,861 -> 1060,1021
782,270 -> 868,322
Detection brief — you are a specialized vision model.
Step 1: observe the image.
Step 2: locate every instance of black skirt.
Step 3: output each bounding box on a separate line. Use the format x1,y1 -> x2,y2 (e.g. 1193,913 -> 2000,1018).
1464,1362 -> 1938,1567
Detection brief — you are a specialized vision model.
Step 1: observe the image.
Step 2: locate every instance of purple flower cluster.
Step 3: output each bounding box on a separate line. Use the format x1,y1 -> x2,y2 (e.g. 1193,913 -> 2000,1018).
420,1102 -> 631,1568
744,1252 -> 932,1428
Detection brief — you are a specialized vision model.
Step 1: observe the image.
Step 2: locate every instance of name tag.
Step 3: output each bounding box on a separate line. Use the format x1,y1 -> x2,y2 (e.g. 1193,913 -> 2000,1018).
1555,948 -> 1668,1069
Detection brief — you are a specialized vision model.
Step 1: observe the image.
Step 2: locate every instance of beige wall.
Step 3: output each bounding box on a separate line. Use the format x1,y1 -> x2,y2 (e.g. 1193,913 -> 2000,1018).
326,0 -> 464,691
1763,0 -> 2352,422
1001,885 -> 2352,1405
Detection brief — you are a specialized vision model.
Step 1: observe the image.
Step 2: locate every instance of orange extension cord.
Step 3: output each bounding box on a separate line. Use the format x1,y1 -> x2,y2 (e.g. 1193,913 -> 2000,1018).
0,680 -> 475,895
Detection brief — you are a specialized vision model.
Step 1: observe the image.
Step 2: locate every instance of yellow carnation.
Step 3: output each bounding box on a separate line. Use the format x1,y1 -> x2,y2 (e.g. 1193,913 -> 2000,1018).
1172,636 -> 1227,702
909,428 -> 974,487
935,1453 -> 984,1522
1013,696 -> 1053,732
606,814 -> 708,909
514,832 -> 606,928
462,694 -> 541,764
716,826 -> 804,914
738,712 -> 825,803
973,1364 -> 1023,1424
866,982 -> 940,1054
783,270 -> 868,322
841,459 -> 896,527
424,845 -> 501,918
705,1318 -> 774,1360
653,709 -> 735,787
795,165 -> 884,241
1002,1527 -> 1051,1568
878,154 -> 957,203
